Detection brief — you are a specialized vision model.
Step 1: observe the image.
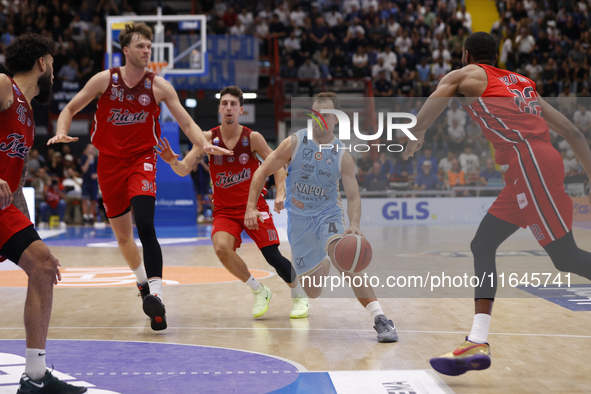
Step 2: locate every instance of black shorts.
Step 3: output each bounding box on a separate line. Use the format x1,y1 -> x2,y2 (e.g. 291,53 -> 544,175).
0,225 -> 41,265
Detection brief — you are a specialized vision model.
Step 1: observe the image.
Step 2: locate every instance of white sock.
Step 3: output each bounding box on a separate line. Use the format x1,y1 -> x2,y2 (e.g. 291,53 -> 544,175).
132,262 -> 148,286
365,301 -> 384,322
246,275 -> 261,291
148,278 -> 163,301
290,281 -> 306,298
468,313 -> 492,344
83,214 -> 90,220
25,348 -> 46,380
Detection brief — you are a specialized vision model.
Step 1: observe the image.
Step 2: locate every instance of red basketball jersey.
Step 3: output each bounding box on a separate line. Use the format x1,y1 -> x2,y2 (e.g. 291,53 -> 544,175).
0,77 -> 34,193
209,126 -> 266,210
462,64 -> 551,164
91,68 -> 161,158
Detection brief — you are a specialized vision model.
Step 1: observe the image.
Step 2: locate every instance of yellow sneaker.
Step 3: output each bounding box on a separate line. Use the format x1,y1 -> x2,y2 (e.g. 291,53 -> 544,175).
289,297 -> 309,318
430,337 -> 491,376
252,284 -> 272,318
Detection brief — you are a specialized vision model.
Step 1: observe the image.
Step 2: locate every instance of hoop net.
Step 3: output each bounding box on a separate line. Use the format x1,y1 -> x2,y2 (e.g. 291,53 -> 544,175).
147,61 -> 169,76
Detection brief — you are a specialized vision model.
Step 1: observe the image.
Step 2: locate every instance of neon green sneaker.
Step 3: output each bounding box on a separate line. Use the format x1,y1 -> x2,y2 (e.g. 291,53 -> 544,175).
289,297 -> 309,318
252,284 -> 272,318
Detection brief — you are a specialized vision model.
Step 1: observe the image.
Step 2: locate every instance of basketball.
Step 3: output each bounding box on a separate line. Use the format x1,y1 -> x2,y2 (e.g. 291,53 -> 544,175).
334,235 -> 373,273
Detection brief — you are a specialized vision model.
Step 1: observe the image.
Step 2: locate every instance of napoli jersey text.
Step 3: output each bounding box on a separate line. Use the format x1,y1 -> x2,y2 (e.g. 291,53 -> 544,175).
286,128 -> 345,217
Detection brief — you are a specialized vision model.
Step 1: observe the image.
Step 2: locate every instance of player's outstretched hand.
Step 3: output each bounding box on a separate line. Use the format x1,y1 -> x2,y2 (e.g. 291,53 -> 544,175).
402,136 -> 424,160
244,206 -> 264,230
0,178 -> 12,210
155,137 -> 180,164
344,224 -> 364,238
204,142 -> 233,156
47,134 -> 79,145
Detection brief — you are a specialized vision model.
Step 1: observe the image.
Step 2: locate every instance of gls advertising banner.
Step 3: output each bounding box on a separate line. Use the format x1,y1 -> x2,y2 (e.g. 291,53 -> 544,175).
269,198 -> 497,227
353,197 -> 496,225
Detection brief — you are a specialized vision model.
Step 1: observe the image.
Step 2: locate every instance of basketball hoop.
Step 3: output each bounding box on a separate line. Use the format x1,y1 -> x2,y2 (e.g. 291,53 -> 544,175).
147,61 -> 169,76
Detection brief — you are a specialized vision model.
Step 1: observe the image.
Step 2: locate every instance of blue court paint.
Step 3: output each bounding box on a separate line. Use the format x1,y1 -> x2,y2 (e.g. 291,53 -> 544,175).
518,284 -> 591,311
0,340 -> 300,394
269,372 -> 337,393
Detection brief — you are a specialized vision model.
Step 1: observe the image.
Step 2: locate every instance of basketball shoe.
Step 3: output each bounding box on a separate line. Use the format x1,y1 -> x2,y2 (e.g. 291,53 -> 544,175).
17,370 -> 87,393
289,296 -> 309,318
373,314 -> 399,343
143,294 -> 167,331
252,284 -> 272,318
137,282 -> 150,301
429,337 -> 491,376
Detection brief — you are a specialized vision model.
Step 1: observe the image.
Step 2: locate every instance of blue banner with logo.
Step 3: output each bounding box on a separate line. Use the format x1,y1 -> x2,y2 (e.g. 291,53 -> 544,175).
154,104 -> 197,226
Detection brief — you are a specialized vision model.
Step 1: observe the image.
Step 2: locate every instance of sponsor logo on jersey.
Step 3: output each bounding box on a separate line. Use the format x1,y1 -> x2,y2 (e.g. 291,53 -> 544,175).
517,193 -> 528,209
107,109 -> 149,125
215,168 -> 251,188
331,146 -> 337,155
292,198 -> 304,209
112,73 -> 119,83
126,94 -> 134,101
242,136 -> 249,146
301,163 -> 314,172
292,182 -> 330,200
138,94 -> 151,106
13,84 -> 20,95
299,174 -> 310,181
228,157 -> 235,162
318,169 -> 331,177
325,157 -> 334,165
239,153 -> 250,164
144,78 -> 151,89
0,133 -> 30,159
213,137 -> 220,145
303,149 -> 313,159
314,152 -> 323,161
144,163 -> 153,171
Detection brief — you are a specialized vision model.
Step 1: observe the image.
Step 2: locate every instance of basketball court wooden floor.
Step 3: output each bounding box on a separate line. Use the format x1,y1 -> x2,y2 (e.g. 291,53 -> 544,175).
0,223 -> 590,393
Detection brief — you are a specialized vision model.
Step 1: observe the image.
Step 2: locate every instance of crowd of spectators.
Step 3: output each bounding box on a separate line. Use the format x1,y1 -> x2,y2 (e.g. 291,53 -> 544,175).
0,0 -> 143,86
2,0 -> 590,207
26,143 -> 100,226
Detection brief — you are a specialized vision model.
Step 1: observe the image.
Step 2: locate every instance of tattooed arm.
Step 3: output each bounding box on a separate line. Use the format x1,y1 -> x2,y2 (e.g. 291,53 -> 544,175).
12,156 -> 30,219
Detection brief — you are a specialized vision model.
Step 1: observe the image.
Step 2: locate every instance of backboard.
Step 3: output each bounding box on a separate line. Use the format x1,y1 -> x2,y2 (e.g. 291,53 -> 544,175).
106,9 -> 207,78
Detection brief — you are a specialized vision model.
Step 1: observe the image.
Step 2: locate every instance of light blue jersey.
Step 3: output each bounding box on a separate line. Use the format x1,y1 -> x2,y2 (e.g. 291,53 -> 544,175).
286,129 -> 347,276
286,128 -> 345,217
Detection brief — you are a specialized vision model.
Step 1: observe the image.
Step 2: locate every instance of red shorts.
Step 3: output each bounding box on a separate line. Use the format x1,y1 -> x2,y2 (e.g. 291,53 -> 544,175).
98,151 -> 158,218
0,204 -> 34,260
211,203 -> 280,251
488,140 -> 572,246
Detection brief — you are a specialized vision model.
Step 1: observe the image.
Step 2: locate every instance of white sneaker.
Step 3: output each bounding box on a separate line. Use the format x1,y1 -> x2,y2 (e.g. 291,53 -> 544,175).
197,214 -> 205,223
289,297 -> 309,319
38,222 -> 48,229
252,284 -> 272,318
59,221 -> 67,229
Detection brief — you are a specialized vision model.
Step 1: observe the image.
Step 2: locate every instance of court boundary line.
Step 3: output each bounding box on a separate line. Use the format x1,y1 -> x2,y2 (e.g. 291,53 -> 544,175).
1,327 -> 591,339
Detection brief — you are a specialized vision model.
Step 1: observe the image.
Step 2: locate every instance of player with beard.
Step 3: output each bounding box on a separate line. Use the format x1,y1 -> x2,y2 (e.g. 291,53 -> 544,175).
157,86 -> 309,319
48,23 -> 231,331
0,33 -> 87,393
